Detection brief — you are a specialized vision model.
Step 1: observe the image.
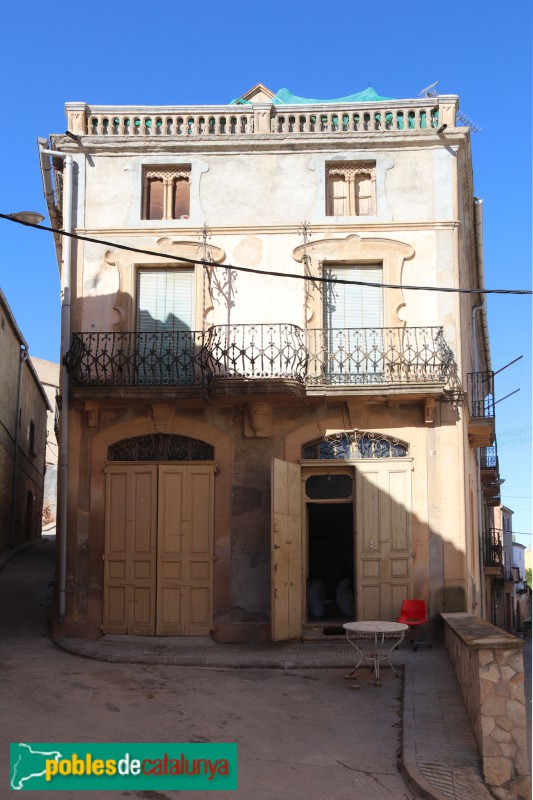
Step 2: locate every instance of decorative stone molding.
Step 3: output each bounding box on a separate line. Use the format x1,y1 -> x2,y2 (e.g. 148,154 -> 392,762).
84,401 -> 99,428
102,238 -> 226,331
65,102 -> 89,135
244,402 -> 271,438
150,403 -> 175,433
345,401 -> 369,429
424,398 -> 436,425
292,233 -> 414,326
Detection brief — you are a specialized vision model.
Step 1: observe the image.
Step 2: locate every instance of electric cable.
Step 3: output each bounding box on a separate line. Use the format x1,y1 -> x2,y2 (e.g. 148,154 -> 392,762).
1,213 -> 531,296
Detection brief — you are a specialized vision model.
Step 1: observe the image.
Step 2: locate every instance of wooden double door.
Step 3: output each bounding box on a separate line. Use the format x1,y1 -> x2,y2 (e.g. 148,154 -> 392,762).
103,463 -> 214,635
271,459 -> 413,640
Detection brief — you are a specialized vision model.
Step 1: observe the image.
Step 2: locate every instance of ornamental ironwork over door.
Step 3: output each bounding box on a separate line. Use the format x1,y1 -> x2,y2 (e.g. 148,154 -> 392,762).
355,461 -> 413,621
103,464 -> 214,635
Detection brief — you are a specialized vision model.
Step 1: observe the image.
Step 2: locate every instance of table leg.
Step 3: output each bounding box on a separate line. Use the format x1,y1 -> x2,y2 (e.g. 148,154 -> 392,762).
344,634 -> 363,679
385,633 -> 405,677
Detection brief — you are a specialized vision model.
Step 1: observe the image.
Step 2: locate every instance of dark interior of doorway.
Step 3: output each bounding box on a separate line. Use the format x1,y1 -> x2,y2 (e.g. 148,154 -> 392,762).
307,503 -> 354,624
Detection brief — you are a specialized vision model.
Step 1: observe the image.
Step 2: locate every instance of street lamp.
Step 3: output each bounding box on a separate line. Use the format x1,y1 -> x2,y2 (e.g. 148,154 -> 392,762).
8,211 -> 45,225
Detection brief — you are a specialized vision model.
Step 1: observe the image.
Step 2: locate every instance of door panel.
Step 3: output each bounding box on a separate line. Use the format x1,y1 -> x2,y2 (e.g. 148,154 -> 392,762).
157,467 -> 186,635
104,463 -> 213,636
183,467 -> 214,634
356,462 -> 412,621
272,458 -> 302,640
103,466 -> 157,634
156,465 -> 214,635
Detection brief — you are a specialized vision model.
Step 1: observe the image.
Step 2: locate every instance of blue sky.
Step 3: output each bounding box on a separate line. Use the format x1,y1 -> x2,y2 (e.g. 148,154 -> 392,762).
1,1 -> 531,546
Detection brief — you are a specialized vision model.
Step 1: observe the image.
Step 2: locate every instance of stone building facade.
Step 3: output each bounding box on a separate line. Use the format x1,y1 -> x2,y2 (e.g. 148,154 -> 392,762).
41,84 -> 498,640
0,290 -> 50,553
32,358 -> 60,528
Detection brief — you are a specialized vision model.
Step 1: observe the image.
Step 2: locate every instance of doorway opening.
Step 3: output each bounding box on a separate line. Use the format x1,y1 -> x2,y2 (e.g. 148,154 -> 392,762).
307,502 -> 354,623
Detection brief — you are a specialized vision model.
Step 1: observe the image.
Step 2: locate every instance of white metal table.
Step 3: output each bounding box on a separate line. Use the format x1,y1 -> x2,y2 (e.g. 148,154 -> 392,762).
343,621 -> 408,687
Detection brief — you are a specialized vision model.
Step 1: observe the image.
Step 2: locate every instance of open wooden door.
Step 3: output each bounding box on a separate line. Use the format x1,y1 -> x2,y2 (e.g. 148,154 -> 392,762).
271,458 -> 302,640
355,461 -> 413,621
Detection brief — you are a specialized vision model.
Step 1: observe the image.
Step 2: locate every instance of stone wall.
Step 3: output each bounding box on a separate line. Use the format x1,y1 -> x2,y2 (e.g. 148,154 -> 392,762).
442,612 -> 530,800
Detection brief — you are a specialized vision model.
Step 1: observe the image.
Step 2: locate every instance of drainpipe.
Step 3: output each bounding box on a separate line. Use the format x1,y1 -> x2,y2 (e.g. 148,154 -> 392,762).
38,144 -> 73,624
10,345 -> 28,548
472,197 -> 490,620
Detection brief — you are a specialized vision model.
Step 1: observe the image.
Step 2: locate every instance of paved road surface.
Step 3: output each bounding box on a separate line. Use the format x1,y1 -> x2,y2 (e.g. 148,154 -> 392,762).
1,539 -> 415,799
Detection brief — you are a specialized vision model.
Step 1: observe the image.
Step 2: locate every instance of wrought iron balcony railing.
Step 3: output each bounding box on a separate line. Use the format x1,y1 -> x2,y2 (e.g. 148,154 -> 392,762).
306,326 -> 453,385
483,527 -> 503,570
467,371 -> 495,419
65,330 -> 206,387
203,323 -> 308,382
65,325 -> 453,389
480,445 -> 497,468
480,444 -> 498,470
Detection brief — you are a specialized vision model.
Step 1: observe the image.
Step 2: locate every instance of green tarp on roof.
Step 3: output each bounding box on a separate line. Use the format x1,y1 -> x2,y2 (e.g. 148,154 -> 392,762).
231,86 -> 394,105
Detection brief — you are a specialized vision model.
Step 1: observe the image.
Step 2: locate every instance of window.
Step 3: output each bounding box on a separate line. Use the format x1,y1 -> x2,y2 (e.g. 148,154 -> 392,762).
323,264 -> 384,382
326,162 -> 376,216
136,268 -> 196,385
143,166 -> 191,220
108,434 -> 214,461
29,420 -> 36,455
136,269 -> 194,333
302,431 -> 409,460
324,264 -> 383,330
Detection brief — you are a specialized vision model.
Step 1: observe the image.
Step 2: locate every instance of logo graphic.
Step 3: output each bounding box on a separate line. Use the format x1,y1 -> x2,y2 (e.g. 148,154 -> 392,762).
11,743 -> 63,790
10,743 -> 237,791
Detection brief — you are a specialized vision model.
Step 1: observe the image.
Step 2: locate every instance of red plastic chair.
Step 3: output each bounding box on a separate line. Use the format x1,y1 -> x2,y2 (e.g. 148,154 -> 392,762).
397,599 -> 431,650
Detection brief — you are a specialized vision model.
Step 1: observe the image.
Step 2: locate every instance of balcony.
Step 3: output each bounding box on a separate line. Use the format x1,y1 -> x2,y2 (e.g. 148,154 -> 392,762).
480,442 -> 499,481
480,439 -> 502,507
306,326 -> 452,392
483,528 -> 503,574
467,371 -> 495,447
67,96 -> 459,140
65,325 -> 453,398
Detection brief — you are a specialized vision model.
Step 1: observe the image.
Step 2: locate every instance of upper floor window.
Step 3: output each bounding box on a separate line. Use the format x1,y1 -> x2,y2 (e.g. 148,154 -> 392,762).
326,162 -> 376,216
143,166 -> 191,220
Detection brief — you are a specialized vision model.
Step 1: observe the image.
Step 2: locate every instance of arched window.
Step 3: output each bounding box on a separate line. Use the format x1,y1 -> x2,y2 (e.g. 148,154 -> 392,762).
301,430 -> 408,460
108,434 -> 214,462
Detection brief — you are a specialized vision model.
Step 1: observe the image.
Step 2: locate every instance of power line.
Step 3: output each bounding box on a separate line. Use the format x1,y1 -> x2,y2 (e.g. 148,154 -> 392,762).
1,213 -> 532,296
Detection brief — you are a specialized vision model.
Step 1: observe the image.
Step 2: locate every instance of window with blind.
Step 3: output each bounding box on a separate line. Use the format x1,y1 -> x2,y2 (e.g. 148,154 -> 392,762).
323,264 -> 385,382
135,269 -> 196,385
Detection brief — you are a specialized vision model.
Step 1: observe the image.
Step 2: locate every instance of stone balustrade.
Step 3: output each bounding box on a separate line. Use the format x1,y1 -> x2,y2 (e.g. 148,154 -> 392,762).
441,613 -> 530,800
65,98 -> 459,138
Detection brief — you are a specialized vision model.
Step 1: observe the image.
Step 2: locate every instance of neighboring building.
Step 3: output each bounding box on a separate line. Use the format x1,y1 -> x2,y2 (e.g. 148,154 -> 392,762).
32,358 -> 60,528
0,289 -> 50,553
512,541 -> 529,630
41,84 -> 499,640
491,505 -> 530,632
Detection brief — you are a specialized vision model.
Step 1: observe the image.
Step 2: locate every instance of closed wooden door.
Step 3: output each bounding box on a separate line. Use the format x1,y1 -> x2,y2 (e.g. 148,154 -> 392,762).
103,463 -> 214,635
355,461 -> 413,621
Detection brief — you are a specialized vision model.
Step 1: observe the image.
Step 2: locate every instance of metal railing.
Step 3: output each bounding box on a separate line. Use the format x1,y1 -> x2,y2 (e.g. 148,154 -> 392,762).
306,326 -> 453,386
483,528 -> 503,570
65,330 -> 206,387
467,371 -> 495,419
65,325 -> 453,389
480,444 -> 498,469
203,324 -> 307,382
